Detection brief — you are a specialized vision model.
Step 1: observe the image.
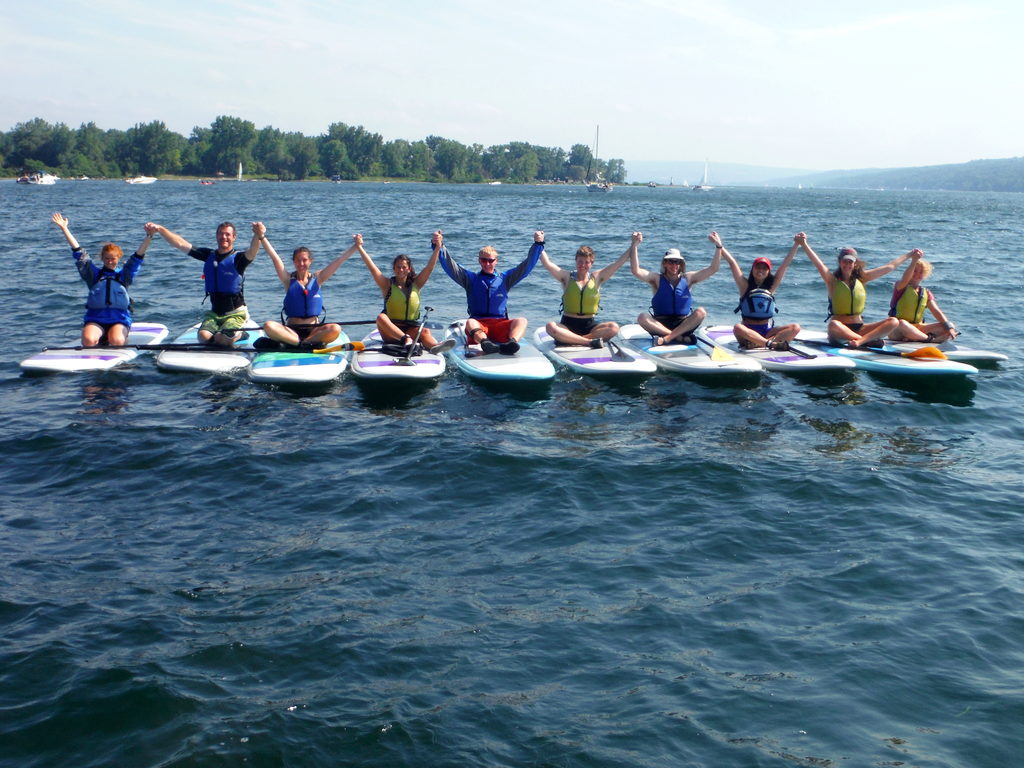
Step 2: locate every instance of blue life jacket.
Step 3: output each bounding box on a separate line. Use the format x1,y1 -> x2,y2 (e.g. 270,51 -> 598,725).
203,251 -> 244,296
651,275 -> 692,316
85,268 -> 132,312
735,288 -> 778,320
282,273 -> 323,318
467,272 -> 509,318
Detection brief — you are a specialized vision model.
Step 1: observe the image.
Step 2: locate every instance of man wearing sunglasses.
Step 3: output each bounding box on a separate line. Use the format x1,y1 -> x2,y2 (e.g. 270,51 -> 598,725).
439,231 -> 544,355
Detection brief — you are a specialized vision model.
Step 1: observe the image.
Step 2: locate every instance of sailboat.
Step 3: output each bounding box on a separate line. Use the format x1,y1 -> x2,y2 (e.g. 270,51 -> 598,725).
236,162 -> 243,182
692,161 -> 713,191
586,126 -> 613,193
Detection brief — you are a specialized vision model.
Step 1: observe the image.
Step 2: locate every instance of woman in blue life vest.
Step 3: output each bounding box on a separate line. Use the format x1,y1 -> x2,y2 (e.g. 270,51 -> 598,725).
539,231 -> 638,348
51,211 -> 156,347
886,250 -> 959,343
630,232 -> 723,345
801,234 -> 917,348
719,232 -> 802,350
260,225 -> 359,347
355,231 -> 452,353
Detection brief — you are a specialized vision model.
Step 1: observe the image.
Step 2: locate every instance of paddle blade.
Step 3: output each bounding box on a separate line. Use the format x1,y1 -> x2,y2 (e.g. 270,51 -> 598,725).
710,346 -> 734,362
313,341 -> 364,354
905,346 -> 948,360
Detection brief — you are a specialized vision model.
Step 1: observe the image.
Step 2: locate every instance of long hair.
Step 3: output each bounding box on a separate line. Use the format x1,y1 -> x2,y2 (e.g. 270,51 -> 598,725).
746,269 -> 775,292
832,247 -> 864,283
393,254 -> 418,286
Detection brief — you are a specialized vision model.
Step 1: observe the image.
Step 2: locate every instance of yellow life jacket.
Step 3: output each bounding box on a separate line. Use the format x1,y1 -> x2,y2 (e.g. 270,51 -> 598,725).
562,273 -> 600,316
384,279 -> 420,322
830,279 -> 866,316
890,285 -> 928,323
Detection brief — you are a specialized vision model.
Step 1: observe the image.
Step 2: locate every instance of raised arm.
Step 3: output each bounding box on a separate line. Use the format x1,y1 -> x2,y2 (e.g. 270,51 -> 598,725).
51,212 -> 81,250
712,231 -> 746,291
686,233 -> 724,286
355,233 -> 390,293
242,222 -> 262,262
146,223 -> 192,254
629,237 -> 658,287
595,231 -> 641,285
866,248 -> 919,283
770,236 -> 802,290
135,224 -> 157,257
880,249 -> 921,288
258,225 -> 291,289
798,233 -> 833,285
539,240 -> 568,282
413,230 -> 444,288
317,238 -> 359,284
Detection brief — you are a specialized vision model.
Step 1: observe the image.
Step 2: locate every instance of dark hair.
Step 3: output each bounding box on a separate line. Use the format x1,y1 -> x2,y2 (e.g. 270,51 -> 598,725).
746,269 -> 775,292
393,254 -> 418,285
216,221 -> 236,235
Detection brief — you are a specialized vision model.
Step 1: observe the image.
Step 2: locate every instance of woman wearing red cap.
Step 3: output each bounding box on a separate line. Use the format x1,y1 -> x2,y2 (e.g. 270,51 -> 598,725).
718,232 -> 802,350
800,234 -> 916,348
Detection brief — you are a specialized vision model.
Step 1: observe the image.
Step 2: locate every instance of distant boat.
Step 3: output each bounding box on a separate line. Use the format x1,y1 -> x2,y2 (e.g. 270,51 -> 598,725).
125,175 -> 157,185
18,171 -> 58,185
200,180 -> 215,186
586,125 -> 613,193
647,181 -> 657,188
692,162 -> 713,191
237,162 -> 243,182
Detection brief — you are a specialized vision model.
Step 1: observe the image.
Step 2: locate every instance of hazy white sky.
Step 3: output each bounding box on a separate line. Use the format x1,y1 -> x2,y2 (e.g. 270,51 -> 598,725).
4,0 -> 1020,170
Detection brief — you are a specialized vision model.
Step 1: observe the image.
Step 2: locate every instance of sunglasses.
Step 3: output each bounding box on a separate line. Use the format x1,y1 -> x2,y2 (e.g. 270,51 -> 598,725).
479,257 -> 496,263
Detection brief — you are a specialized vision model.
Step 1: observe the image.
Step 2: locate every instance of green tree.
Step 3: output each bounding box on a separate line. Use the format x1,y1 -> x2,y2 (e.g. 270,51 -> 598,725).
122,121 -> 182,175
285,133 -> 319,180
207,115 -> 256,175
319,139 -> 357,179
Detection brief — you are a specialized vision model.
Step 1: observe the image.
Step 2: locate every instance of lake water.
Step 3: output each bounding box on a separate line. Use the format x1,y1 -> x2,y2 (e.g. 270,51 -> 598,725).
1,180 -> 1022,767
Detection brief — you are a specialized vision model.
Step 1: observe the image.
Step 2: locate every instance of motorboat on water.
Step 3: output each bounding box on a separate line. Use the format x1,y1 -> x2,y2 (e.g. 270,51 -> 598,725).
125,175 -> 157,184
17,172 -> 59,185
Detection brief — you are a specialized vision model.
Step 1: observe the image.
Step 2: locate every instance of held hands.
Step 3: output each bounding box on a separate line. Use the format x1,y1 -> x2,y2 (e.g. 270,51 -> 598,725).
631,231 -> 643,245
353,233 -> 364,247
432,230 -> 443,247
910,248 -> 924,260
708,231 -> 723,248
252,221 -> 266,238
794,232 -> 808,246
533,230 -> 544,243
144,222 -> 159,237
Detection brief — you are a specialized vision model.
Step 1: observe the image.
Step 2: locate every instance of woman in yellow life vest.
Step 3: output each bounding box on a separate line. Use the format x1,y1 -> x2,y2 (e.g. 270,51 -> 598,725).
800,233 -> 916,348
539,231 -> 639,348
886,251 -> 959,343
355,231 -> 449,353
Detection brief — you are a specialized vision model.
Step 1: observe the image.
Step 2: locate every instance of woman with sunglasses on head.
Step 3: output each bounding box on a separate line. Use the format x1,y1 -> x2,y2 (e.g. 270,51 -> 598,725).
538,231 -> 639,348
800,233 -> 917,348
718,232 -> 802,350
630,232 -> 723,345
355,230 -> 452,353
886,250 -> 959,343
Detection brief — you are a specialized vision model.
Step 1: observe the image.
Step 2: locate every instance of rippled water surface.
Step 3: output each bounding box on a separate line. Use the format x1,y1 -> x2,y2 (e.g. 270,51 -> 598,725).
1,180 -> 1022,767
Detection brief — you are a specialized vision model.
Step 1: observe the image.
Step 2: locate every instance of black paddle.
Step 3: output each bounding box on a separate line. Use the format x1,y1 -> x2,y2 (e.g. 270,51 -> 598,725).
396,307 -> 433,366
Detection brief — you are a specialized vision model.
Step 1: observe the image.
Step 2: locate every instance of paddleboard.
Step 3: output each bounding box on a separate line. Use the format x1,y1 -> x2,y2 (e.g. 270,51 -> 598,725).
20,322 -> 169,373
884,338 -> 1007,363
795,331 -> 978,375
616,323 -> 761,375
155,323 -> 262,374
533,327 -> 656,376
698,325 -> 856,373
443,321 -> 555,382
350,330 -> 447,381
248,331 -> 350,385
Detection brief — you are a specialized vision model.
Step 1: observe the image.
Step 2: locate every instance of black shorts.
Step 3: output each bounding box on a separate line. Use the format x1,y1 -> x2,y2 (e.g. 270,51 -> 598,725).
653,313 -> 690,330
288,323 -> 320,341
560,315 -> 598,336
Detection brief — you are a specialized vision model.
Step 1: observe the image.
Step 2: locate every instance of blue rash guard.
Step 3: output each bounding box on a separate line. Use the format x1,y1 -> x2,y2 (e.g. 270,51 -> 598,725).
75,247 -> 143,327
439,242 -> 543,318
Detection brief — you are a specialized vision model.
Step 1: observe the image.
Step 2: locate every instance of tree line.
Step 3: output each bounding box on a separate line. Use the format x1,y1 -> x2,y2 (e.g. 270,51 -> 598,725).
0,116 -> 628,184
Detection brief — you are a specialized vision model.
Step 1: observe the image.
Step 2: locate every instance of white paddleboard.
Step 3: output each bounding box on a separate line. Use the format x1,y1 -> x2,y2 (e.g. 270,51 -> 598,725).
155,322 -> 262,374
885,338 -> 1007,363
699,325 -> 856,373
533,327 -> 656,376
617,323 -> 761,375
248,331 -> 350,385
795,331 -> 977,375
443,321 -> 555,382
350,329 -> 447,381
20,322 -> 169,373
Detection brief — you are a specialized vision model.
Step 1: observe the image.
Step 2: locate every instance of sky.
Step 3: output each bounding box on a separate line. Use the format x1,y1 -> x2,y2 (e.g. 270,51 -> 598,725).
3,0 -> 1021,172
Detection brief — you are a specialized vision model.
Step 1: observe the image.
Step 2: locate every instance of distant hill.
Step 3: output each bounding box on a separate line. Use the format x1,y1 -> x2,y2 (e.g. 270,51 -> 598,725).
628,157 -> 1024,192
768,157 -> 1024,192
626,160 -> 816,187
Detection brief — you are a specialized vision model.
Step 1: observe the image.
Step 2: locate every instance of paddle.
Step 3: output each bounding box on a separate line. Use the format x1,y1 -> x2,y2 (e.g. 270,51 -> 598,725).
312,341 -> 366,355
396,306 -> 434,366
44,342 -> 252,353
606,338 -> 633,362
691,333 -> 735,362
799,338 -> 948,360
